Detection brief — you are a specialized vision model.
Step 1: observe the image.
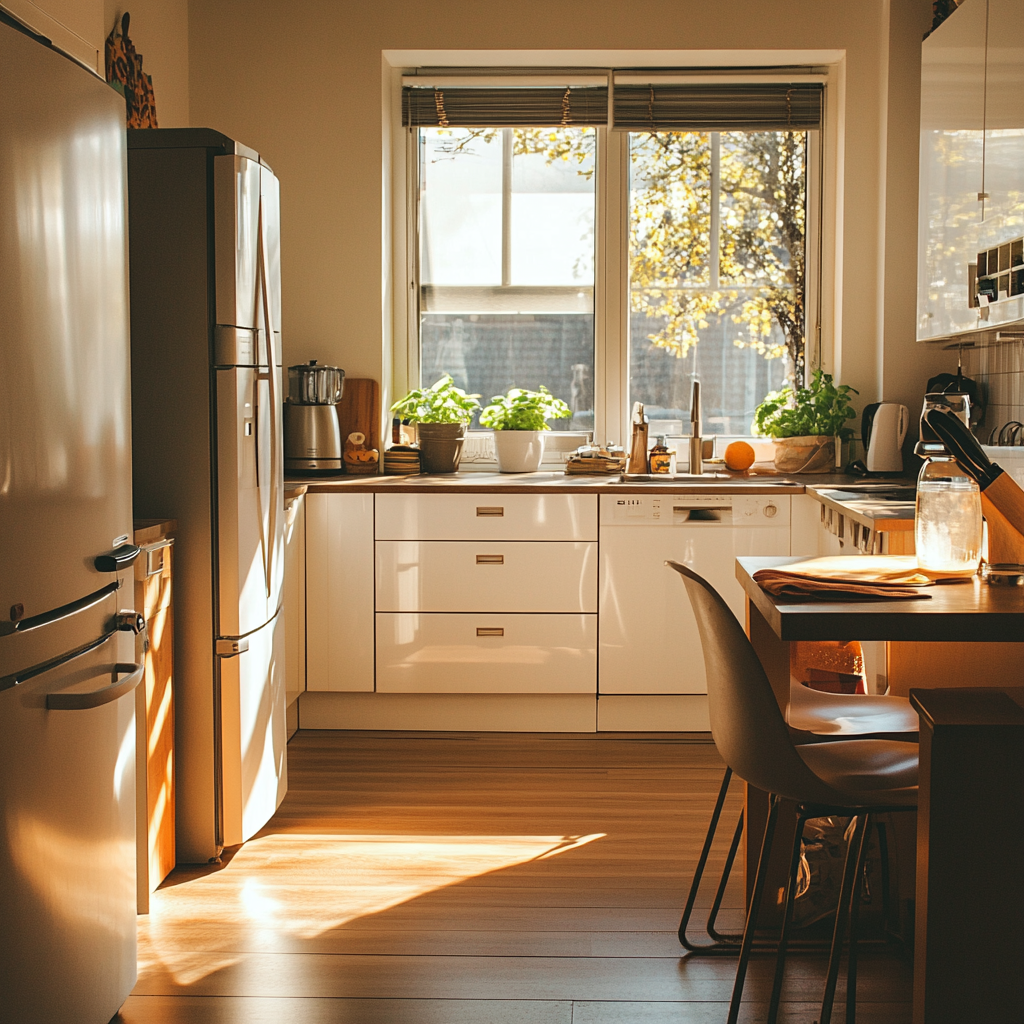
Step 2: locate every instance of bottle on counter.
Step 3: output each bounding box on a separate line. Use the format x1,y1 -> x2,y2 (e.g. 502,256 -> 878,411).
915,455 -> 983,576
648,436 -> 675,475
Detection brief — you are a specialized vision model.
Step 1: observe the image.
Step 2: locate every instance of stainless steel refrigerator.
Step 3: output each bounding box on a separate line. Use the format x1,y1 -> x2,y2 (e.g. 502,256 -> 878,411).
127,129 -> 287,863
0,18 -> 141,1024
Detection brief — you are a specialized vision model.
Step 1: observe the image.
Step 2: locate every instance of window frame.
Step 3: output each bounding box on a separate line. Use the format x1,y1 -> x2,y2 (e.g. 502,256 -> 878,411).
389,67 -> 833,448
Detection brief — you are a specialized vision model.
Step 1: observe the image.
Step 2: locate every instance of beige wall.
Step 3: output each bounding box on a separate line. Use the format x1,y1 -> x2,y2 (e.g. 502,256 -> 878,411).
186,0 -> 953,423
104,0 -> 189,126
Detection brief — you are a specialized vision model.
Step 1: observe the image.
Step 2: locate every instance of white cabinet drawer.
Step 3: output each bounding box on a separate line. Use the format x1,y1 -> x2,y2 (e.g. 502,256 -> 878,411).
375,493 -> 597,541
375,613 -> 597,693
375,541 -> 597,612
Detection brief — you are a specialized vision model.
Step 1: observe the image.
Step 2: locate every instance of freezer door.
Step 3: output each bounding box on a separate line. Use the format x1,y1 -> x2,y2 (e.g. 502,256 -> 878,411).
0,24 -> 134,621
0,629 -> 138,1022
216,365 -> 285,637
214,153 -> 261,336
218,610 -> 287,846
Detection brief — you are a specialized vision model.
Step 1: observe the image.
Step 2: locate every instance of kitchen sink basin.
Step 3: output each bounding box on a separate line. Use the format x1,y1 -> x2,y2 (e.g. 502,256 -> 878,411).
819,487 -> 917,503
612,474 -> 798,485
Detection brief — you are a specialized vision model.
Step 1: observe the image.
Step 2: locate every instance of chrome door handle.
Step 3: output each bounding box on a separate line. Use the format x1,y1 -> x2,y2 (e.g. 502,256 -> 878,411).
47,662 -> 143,711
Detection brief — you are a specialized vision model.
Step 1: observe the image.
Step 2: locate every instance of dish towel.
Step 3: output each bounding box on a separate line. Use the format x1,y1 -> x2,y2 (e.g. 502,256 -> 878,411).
752,556 -> 942,600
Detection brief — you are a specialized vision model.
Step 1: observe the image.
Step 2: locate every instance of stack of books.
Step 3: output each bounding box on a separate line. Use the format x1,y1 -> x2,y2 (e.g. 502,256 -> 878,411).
383,445 -> 421,475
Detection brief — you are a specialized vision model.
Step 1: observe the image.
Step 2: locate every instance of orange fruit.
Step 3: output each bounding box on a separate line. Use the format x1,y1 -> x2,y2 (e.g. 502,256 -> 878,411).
724,441 -> 756,471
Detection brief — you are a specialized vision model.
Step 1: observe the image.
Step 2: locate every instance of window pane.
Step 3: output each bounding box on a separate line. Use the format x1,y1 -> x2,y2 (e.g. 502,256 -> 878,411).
418,127 -> 596,430
628,130 -> 806,437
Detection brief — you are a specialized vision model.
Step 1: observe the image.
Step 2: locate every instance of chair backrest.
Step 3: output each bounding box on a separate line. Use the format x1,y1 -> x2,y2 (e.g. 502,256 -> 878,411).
666,560 -> 834,802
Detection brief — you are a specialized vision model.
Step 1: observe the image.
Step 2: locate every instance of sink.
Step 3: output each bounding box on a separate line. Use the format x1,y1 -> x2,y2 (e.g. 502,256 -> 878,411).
612,474 -> 798,485
819,487 -> 917,503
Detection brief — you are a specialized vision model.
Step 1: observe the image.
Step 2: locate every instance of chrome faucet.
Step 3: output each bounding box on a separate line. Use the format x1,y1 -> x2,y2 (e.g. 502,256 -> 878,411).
688,380 -> 703,475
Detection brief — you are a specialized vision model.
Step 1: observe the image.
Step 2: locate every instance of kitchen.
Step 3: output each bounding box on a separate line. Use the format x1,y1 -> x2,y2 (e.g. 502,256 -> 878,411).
1,1 -> 1023,1023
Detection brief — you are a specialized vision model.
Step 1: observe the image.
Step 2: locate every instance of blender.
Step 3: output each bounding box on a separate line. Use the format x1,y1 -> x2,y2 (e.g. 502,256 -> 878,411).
284,360 -> 345,473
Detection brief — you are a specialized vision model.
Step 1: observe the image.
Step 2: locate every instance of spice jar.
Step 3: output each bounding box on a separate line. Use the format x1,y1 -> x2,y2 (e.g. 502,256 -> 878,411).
649,437 -> 675,475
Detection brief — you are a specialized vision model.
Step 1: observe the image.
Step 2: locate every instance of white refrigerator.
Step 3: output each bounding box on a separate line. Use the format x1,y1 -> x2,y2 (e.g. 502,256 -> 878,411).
0,19 -> 141,1023
128,129 -> 287,863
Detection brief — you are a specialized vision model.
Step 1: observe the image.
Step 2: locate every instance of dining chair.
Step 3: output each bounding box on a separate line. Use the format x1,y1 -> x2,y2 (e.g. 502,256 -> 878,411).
667,560 -> 918,1024
676,571 -> 918,956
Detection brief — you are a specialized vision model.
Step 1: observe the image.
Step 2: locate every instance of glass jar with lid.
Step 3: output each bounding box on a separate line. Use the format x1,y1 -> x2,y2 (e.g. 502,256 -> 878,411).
915,456 -> 983,576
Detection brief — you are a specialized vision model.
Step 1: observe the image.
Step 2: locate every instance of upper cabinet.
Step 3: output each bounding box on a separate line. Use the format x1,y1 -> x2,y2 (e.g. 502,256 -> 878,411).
918,0 -> 1024,341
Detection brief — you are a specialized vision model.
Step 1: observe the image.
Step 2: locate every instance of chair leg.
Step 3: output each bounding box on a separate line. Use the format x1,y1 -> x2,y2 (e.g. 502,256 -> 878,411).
727,792 -> 781,1024
875,819 -> 893,936
845,812 -> 873,1024
818,813 -> 870,1024
706,808 -> 744,944
767,810 -> 809,1024
679,766 -> 736,951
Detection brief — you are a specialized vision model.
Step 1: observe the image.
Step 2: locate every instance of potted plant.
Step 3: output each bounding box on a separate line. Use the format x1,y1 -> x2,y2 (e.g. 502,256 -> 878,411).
480,386 -> 572,473
390,375 -> 480,474
752,369 -> 858,474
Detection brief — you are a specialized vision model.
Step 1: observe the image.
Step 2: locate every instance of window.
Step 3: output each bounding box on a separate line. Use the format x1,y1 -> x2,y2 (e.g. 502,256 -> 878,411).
402,75 -> 822,447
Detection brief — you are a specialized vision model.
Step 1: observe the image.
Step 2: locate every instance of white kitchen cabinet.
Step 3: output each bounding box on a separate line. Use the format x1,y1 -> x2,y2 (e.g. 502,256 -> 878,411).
306,492 -> 374,691
283,491 -> 306,721
375,540 -> 598,613
373,493 -> 599,695
918,0 -> 1024,340
917,0 -> 988,340
375,492 -> 597,541
375,613 -> 597,693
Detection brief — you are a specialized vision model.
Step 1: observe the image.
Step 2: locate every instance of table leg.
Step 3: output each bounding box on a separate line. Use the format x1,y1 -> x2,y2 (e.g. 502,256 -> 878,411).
914,702 -> 1024,1024
744,598 -> 798,921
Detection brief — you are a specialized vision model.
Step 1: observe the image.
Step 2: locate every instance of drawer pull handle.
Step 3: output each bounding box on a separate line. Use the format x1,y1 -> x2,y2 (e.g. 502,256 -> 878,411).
476,506 -> 504,517
475,554 -> 504,565
476,627 -> 504,637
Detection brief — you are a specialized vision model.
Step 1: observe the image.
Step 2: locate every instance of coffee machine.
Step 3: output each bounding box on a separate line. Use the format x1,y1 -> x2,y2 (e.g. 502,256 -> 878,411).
284,360 -> 344,473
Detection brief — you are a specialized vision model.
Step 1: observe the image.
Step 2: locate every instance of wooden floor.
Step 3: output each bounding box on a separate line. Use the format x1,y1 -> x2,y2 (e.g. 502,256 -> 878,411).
117,731 -> 911,1023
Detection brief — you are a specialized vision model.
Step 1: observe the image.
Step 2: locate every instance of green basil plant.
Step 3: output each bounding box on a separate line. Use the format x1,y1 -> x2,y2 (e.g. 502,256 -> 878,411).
752,369 -> 858,440
479,387 -> 572,431
390,375 -> 480,424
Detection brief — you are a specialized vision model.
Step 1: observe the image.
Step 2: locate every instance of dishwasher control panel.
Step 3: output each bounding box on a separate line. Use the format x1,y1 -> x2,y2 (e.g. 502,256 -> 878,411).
602,493 -> 789,526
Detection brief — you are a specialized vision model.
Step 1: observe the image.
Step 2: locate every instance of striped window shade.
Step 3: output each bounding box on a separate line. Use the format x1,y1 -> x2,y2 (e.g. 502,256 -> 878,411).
612,82 -> 824,132
402,85 -> 609,128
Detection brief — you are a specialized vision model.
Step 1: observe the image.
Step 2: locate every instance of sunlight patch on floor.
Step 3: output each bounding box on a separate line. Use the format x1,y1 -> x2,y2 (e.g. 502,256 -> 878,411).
138,832 -> 605,986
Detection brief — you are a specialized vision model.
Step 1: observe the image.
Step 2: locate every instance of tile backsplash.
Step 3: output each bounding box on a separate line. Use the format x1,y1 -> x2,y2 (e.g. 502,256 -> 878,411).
960,335 -> 1024,444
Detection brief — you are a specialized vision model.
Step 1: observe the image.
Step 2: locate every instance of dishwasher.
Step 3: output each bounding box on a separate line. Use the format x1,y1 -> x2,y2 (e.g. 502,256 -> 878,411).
598,492 -> 791,724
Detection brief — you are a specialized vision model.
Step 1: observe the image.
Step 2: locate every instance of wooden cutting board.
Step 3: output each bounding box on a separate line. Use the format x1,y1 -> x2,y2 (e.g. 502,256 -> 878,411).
337,377 -> 381,456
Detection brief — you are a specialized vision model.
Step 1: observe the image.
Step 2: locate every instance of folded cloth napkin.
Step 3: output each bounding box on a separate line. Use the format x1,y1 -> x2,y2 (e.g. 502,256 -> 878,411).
753,556 -> 939,600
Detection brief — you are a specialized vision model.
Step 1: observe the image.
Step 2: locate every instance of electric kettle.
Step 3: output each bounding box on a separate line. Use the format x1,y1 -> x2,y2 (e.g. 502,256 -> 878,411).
862,402 -> 909,472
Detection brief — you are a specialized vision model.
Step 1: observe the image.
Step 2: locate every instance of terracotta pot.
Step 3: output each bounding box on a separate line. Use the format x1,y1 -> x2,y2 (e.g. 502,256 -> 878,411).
491,430 -> 546,473
773,435 -> 836,474
416,422 -> 466,474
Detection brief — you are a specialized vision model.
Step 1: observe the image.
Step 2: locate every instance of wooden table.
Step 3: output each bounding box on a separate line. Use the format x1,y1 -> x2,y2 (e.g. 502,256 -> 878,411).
735,557 -> 1024,1024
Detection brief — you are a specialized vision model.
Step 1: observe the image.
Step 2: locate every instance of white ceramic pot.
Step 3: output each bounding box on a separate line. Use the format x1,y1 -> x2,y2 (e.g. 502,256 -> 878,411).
492,430 -> 546,473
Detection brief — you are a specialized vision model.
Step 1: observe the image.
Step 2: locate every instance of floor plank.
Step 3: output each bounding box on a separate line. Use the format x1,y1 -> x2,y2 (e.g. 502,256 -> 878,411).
122,730 -> 911,1023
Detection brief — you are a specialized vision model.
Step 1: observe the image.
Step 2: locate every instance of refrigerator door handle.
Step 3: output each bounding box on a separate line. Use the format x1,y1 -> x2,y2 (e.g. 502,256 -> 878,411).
47,661 -> 143,711
94,543 -> 141,574
255,195 -> 280,599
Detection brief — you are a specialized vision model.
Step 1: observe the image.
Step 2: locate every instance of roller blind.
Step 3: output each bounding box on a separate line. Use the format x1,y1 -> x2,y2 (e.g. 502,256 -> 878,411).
612,82 -> 823,131
402,86 -> 609,128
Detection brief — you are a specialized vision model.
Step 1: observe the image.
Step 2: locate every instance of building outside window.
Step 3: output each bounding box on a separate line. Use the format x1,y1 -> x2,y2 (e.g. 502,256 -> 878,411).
403,75 -> 822,449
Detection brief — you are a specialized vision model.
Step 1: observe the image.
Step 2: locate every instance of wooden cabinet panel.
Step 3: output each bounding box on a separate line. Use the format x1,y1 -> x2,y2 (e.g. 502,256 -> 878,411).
133,522 -> 176,907
374,541 -> 598,613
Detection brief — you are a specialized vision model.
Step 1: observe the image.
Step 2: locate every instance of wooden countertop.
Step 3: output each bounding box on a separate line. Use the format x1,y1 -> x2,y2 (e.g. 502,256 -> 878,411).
736,555 -> 1024,642
287,470 -> 822,496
